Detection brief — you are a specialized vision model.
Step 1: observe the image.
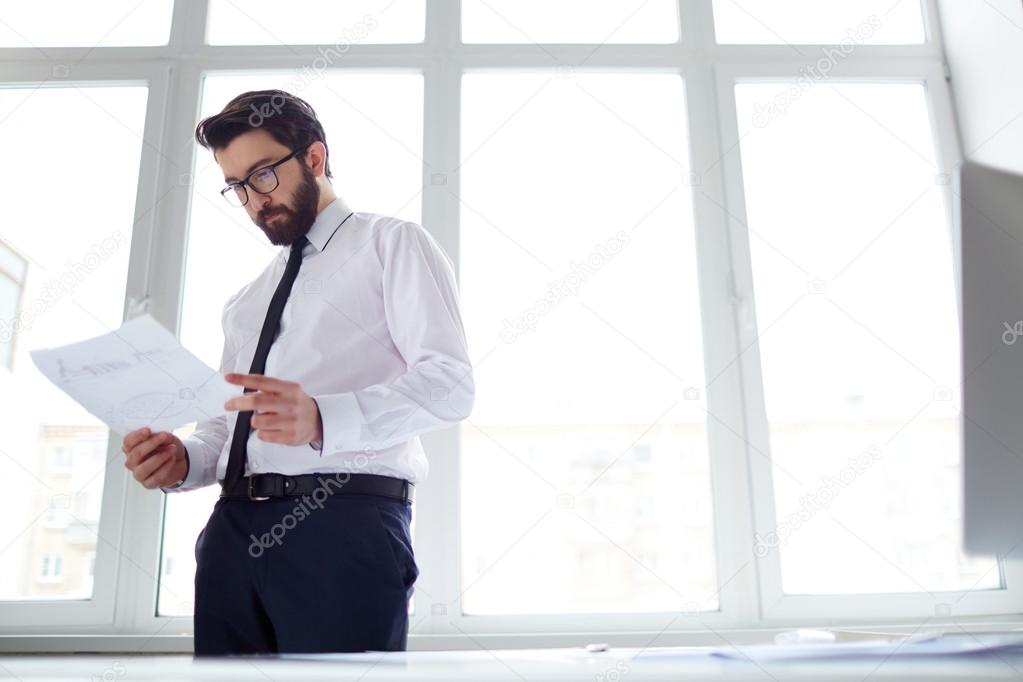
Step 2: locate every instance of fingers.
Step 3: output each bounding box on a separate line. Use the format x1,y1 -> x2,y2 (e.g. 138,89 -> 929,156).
250,411 -> 302,443
134,447 -> 175,486
121,430 -> 183,489
124,432 -> 173,470
254,429 -> 297,444
224,373 -> 297,394
250,412 -> 292,430
122,427 -> 151,453
140,453 -> 177,489
224,392 -> 291,413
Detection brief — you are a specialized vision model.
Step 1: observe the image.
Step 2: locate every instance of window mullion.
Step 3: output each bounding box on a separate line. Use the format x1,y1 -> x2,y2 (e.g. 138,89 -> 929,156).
681,55 -> 764,628
116,2 -> 207,627
411,0 -> 464,637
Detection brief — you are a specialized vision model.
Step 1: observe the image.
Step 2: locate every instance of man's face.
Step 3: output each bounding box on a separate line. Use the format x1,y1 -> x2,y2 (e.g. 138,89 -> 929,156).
217,129 -> 320,246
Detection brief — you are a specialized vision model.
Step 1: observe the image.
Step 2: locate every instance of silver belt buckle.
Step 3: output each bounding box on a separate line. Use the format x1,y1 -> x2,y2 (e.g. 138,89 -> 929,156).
248,476 -> 271,501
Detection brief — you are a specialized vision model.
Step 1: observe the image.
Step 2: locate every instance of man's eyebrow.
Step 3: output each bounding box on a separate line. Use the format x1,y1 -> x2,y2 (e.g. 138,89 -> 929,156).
224,156 -> 274,183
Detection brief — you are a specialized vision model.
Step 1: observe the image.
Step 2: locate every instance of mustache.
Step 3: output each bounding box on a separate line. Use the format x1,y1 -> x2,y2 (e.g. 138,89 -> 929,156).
260,207 -> 287,221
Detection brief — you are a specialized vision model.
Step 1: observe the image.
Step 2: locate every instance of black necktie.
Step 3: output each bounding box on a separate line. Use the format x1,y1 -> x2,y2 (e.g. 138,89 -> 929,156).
222,236 -> 309,490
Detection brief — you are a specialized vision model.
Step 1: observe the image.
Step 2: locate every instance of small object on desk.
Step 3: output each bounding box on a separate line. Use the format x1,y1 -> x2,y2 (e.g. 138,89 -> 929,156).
585,643 -> 610,652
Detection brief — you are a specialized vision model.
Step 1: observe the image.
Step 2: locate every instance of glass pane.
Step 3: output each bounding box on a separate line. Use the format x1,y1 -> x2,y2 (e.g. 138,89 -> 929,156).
158,73 -> 423,615
459,72 -> 716,614
462,0 -> 679,44
207,0 -> 425,45
734,82 -> 998,594
157,477 -> 219,617
0,0 -> 173,47
0,85 -> 148,599
713,0 -> 925,45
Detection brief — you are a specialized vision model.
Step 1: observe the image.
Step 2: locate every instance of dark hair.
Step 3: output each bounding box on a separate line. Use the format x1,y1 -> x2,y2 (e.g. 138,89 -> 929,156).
194,89 -> 332,180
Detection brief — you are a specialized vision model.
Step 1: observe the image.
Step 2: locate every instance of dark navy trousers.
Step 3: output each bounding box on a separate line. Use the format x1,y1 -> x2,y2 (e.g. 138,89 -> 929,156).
192,490 -> 418,656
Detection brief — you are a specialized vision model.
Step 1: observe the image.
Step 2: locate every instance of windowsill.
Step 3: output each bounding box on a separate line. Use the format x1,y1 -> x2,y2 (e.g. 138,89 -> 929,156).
2,621 -> 1023,653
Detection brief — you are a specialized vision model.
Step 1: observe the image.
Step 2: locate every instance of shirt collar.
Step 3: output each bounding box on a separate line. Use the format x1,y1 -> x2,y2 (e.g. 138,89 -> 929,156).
284,195 -> 354,257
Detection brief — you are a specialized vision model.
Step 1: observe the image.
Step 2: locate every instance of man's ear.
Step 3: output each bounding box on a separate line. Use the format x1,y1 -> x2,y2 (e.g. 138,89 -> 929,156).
304,141 -> 327,177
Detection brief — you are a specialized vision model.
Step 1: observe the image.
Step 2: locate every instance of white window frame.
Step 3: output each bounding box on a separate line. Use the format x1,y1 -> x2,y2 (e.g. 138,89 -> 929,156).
0,0 -> 1019,651
0,237 -> 28,371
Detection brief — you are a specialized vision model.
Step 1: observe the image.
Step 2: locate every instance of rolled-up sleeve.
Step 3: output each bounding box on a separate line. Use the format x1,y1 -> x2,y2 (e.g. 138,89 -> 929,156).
313,221 -> 475,454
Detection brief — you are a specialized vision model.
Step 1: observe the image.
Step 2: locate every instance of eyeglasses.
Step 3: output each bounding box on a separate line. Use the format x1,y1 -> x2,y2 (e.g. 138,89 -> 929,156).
220,147 -> 304,207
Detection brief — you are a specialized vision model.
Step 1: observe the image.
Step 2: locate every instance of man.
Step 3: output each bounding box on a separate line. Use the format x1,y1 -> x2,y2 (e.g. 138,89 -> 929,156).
120,89 -> 474,655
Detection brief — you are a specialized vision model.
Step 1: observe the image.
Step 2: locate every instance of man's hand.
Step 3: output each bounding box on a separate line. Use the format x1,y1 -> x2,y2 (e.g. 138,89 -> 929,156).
224,373 -> 323,447
122,427 -> 188,489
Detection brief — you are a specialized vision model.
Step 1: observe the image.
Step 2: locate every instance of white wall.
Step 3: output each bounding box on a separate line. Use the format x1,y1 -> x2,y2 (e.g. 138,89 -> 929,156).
937,0 -> 1023,174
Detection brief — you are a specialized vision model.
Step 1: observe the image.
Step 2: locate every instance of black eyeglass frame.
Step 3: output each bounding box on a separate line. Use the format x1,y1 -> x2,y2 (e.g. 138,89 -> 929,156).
220,146 -> 306,207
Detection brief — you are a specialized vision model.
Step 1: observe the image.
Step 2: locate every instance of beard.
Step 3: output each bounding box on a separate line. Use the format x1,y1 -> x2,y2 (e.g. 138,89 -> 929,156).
255,165 -> 321,246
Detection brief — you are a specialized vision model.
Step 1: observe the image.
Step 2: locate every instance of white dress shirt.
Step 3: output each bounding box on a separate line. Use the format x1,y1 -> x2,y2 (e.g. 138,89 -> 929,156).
164,195 -> 474,491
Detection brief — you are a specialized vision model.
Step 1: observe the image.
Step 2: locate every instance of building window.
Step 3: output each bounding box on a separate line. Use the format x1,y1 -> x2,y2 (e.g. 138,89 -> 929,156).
38,554 -> 63,583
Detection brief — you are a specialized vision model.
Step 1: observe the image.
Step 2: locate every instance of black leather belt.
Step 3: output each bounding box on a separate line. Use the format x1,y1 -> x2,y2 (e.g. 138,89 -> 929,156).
219,472 -> 413,504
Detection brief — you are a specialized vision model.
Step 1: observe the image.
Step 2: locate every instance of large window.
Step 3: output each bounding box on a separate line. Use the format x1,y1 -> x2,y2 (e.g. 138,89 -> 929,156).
459,72 -> 716,614
0,86 -> 148,606
1,0 -> 1018,647
733,82 -> 996,595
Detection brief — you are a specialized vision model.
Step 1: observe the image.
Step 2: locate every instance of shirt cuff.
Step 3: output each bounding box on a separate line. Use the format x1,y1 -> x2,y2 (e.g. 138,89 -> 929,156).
308,398 -> 324,455
312,392 -> 364,454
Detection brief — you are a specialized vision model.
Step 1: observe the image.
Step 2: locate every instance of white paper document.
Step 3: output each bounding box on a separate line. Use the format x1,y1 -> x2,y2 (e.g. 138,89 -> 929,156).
707,632 -> 1023,662
30,314 -> 240,436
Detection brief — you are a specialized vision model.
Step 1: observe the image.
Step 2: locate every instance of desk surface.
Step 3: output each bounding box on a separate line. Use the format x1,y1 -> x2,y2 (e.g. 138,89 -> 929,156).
2,648 -> 1022,681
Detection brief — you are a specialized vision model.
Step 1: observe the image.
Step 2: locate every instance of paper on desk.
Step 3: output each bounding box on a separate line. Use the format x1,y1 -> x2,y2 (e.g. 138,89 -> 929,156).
708,632 -> 1023,662
30,314 -> 240,436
